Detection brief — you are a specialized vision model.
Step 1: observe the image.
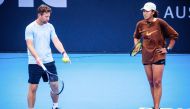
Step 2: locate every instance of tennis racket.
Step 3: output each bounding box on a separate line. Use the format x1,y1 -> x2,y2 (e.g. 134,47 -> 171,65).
130,41 -> 142,56
41,63 -> 64,95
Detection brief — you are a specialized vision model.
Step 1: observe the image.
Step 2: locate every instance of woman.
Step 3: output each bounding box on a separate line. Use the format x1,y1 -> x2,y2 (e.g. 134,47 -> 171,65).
133,2 -> 179,109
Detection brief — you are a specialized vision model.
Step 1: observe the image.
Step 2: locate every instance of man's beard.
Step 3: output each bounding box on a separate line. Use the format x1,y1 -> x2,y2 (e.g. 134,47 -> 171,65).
42,20 -> 48,24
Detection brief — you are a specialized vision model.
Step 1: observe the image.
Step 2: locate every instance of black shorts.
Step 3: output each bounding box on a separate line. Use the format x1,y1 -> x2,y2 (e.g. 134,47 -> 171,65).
28,61 -> 58,84
144,59 -> 166,65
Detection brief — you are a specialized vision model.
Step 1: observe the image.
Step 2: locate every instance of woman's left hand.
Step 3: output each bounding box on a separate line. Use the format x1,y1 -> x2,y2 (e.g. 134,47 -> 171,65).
156,48 -> 167,54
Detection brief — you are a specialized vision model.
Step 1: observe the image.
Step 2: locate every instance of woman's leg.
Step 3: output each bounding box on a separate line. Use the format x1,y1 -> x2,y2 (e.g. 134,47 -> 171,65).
144,65 -> 155,104
152,64 -> 164,109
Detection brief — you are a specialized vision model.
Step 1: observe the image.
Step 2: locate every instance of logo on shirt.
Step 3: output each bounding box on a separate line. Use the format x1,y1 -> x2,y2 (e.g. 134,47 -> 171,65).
140,30 -> 158,36
146,30 -> 158,36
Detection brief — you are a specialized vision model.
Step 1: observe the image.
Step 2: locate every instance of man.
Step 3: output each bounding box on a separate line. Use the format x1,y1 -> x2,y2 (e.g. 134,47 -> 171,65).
25,4 -> 70,109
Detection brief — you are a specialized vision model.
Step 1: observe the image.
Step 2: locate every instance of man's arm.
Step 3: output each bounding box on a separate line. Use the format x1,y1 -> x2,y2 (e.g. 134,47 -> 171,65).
52,37 -> 66,54
26,39 -> 42,65
52,37 -> 70,59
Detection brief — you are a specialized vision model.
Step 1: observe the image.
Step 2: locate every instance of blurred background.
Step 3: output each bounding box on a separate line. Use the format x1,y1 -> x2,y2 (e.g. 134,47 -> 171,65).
0,0 -> 189,53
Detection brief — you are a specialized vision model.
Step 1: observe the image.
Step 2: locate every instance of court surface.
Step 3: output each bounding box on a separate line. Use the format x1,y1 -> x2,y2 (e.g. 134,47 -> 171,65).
0,53 -> 189,109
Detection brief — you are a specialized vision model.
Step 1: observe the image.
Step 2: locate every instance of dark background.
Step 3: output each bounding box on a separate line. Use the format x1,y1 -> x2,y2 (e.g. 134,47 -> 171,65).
0,0 -> 189,53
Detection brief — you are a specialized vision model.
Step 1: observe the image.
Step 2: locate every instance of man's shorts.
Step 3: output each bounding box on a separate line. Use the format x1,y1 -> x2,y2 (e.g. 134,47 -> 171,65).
28,61 -> 58,84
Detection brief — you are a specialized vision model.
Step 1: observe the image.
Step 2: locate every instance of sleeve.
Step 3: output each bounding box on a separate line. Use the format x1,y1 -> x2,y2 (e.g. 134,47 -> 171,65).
50,24 -> 57,40
25,26 -> 33,40
159,18 -> 179,40
133,22 -> 141,39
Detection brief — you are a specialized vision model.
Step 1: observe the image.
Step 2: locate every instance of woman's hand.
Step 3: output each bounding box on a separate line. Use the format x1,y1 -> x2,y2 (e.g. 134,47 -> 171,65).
156,48 -> 167,54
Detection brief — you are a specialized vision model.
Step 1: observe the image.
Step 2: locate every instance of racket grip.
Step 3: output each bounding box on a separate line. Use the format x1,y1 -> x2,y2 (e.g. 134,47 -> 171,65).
40,63 -> 47,71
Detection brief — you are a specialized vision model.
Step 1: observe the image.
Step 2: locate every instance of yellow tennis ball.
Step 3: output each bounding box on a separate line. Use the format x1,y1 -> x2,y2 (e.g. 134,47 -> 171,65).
62,58 -> 70,63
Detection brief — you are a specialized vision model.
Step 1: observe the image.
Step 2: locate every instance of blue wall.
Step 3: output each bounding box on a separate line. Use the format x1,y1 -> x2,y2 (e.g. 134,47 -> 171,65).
0,0 -> 189,53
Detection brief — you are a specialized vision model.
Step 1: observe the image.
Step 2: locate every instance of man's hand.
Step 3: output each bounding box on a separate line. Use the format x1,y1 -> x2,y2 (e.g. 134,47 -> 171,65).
36,57 -> 43,66
62,52 -> 71,63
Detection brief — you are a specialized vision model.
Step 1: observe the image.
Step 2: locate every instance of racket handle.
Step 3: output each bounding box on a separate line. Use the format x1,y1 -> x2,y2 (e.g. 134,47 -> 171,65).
40,63 -> 47,71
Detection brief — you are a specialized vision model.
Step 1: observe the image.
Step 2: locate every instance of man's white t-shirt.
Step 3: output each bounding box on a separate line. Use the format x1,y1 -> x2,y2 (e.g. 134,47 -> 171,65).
25,21 -> 57,64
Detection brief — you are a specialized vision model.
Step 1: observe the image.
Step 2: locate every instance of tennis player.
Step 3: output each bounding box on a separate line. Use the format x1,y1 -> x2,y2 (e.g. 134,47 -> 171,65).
25,4 -> 70,109
133,2 -> 179,109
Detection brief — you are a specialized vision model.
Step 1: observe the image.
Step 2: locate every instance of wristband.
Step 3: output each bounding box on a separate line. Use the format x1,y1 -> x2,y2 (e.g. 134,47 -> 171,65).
166,47 -> 172,52
61,51 -> 65,55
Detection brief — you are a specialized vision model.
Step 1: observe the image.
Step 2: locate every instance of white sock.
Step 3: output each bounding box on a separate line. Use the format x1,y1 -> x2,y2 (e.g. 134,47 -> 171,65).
53,103 -> 58,108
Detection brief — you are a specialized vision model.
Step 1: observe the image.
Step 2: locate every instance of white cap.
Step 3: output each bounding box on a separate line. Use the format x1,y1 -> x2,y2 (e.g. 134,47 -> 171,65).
141,2 -> 156,11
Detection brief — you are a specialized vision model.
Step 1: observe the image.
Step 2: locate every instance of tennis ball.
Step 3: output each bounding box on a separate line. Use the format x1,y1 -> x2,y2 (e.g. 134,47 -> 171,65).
62,58 -> 70,63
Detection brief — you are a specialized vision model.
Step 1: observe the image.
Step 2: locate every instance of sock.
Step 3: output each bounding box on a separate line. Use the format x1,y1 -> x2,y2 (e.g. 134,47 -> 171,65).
53,103 -> 58,108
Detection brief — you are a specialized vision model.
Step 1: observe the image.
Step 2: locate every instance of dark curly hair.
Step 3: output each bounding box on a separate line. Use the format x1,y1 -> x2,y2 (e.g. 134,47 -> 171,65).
37,4 -> 52,15
153,10 -> 159,18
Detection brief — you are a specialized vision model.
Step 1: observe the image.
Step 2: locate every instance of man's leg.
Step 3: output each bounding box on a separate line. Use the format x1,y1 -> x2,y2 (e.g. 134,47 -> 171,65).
27,83 -> 38,109
50,81 -> 59,109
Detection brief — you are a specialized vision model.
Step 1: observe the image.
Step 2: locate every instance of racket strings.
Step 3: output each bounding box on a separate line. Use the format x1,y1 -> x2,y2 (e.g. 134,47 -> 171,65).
130,42 -> 142,56
50,82 -> 59,94
45,70 -> 64,95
